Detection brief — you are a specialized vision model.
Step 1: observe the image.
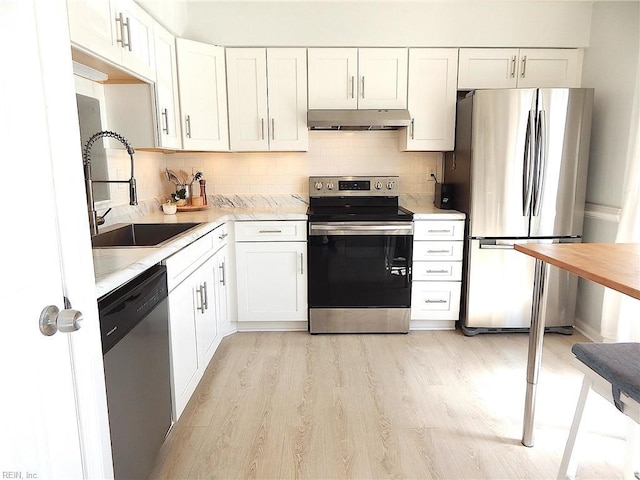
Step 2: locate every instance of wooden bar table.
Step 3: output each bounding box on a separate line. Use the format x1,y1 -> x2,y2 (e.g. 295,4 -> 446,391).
514,243 -> 640,447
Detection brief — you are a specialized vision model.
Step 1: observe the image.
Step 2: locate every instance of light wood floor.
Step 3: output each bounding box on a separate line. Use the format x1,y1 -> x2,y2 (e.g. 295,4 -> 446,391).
150,329 -> 627,479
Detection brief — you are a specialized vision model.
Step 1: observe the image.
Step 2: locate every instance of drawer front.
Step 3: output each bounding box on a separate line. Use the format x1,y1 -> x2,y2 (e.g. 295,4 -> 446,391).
411,282 -> 462,320
413,241 -> 463,261
413,261 -> 462,281
235,220 -> 307,242
211,223 -> 229,251
164,231 -> 215,291
414,220 -> 464,241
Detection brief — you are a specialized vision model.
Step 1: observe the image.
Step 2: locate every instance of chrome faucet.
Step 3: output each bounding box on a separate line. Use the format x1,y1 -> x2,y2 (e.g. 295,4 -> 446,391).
82,130 -> 138,235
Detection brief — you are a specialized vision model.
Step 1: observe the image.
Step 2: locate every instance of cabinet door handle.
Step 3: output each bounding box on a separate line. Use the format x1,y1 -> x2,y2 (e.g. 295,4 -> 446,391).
361,76 -> 365,98
115,13 -> 125,48
350,76 -> 355,99
161,108 -> 169,134
219,261 -> 226,286
123,16 -> 132,51
521,56 -> 527,78
300,253 -> 304,275
218,232 -> 228,240
271,118 -> 275,140
185,115 -> 192,138
196,285 -> 205,313
410,118 -> 415,139
510,55 -> 517,78
202,282 -> 209,311
261,118 -> 265,140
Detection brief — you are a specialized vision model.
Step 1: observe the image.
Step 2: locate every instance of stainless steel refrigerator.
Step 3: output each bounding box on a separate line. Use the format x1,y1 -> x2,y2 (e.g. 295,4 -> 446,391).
445,88 -> 594,335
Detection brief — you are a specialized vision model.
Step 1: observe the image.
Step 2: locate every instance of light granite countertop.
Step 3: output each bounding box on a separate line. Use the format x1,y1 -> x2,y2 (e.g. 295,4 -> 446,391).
92,197 -> 464,298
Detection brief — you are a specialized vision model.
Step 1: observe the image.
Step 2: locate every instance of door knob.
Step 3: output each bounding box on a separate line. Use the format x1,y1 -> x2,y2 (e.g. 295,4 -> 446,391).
39,305 -> 83,336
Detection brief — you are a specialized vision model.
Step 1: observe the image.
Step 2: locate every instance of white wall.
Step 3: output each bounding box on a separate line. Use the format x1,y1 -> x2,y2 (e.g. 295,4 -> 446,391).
179,1 -> 592,47
575,0 -> 639,339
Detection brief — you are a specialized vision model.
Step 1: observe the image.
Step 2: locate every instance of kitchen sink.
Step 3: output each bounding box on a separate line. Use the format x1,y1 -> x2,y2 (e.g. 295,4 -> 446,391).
91,222 -> 203,248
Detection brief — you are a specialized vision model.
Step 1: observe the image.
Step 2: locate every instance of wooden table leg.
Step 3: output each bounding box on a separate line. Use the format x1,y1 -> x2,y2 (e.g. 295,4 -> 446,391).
522,258 -> 548,447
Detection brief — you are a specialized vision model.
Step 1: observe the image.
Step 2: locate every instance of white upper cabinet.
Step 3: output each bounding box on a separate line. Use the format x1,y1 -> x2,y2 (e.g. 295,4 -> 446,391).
458,48 -> 583,89
153,23 -> 182,149
67,0 -> 120,63
67,0 -> 155,81
176,38 -> 229,151
357,48 -> 408,109
114,0 -> 155,81
226,48 -> 308,151
401,48 -> 458,152
308,48 -> 408,109
515,49 -> 583,88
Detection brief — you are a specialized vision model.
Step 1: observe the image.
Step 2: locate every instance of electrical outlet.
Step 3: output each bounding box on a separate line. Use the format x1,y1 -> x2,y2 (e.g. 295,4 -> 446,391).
428,168 -> 437,180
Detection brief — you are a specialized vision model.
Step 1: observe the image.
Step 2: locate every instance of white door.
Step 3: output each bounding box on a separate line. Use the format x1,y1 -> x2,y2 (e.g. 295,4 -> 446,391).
517,49 -> 583,88
1,1 -> 112,478
236,242 -> 307,322
307,48 -> 358,109
358,48 -> 408,109
67,0 -> 120,64
226,48 -> 269,151
176,38 -> 229,151
267,48 -> 308,151
153,22 -> 182,149
115,0 -> 156,81
403,48 -> 458,151
458,48 -> 520,89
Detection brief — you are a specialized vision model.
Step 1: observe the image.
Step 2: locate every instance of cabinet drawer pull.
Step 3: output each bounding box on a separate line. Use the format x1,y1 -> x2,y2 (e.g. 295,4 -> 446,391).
258,229 -> 282,234
426,269 -> 449,274
427,249 -> 450,254
427,229 -> 453,234
425,299 -> 447,304
218,232 -> 228,240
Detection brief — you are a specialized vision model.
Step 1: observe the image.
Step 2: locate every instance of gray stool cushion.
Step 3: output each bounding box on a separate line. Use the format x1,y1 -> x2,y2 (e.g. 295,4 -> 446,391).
572,342 -> 640,412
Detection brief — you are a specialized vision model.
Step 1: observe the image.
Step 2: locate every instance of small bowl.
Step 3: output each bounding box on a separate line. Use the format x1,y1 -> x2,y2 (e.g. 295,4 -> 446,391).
175,199 -> 187,207
162,203 -> 177,215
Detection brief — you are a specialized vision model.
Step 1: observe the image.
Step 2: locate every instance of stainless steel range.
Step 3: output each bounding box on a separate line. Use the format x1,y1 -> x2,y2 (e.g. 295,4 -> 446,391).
307,176 -> 414,334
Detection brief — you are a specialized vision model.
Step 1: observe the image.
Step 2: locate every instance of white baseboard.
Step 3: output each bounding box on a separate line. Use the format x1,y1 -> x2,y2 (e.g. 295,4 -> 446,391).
573,317 -> 603,342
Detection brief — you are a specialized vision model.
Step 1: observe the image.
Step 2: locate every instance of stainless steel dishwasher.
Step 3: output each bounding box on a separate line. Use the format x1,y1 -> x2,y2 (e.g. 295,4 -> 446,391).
98,264 -> 172,480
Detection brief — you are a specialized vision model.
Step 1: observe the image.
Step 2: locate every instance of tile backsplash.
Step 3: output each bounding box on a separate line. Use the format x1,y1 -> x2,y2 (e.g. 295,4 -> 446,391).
102,130 -> 442,208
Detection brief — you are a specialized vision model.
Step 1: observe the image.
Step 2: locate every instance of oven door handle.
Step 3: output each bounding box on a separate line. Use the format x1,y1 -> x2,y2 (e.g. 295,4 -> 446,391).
309,222 -> 414,236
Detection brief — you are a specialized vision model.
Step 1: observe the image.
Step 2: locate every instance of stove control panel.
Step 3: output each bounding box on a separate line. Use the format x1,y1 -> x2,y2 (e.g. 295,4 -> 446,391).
310,176 -> 399,197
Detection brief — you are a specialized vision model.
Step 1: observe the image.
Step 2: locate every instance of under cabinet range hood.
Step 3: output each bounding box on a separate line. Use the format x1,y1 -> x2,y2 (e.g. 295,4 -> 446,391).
307,109 -> 412,130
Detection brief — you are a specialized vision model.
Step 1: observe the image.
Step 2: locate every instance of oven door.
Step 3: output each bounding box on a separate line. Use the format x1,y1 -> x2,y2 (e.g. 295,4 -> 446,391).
308,221 -> 413,333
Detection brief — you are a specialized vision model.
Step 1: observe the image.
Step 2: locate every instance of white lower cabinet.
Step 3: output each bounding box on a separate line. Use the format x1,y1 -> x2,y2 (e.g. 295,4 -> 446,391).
235,221 -> 307,329
411,217 -> 465,329
164,223 -> 233,420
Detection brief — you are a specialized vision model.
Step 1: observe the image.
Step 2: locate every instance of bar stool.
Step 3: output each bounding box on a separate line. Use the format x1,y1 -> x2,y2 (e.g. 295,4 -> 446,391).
558,342 -> 640,479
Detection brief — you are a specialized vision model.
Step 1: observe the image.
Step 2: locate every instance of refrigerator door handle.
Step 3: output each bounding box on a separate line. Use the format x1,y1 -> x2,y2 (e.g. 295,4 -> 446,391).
522,110 -> 535,217
479,239 -> 518,249
533,109 -> 547,216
